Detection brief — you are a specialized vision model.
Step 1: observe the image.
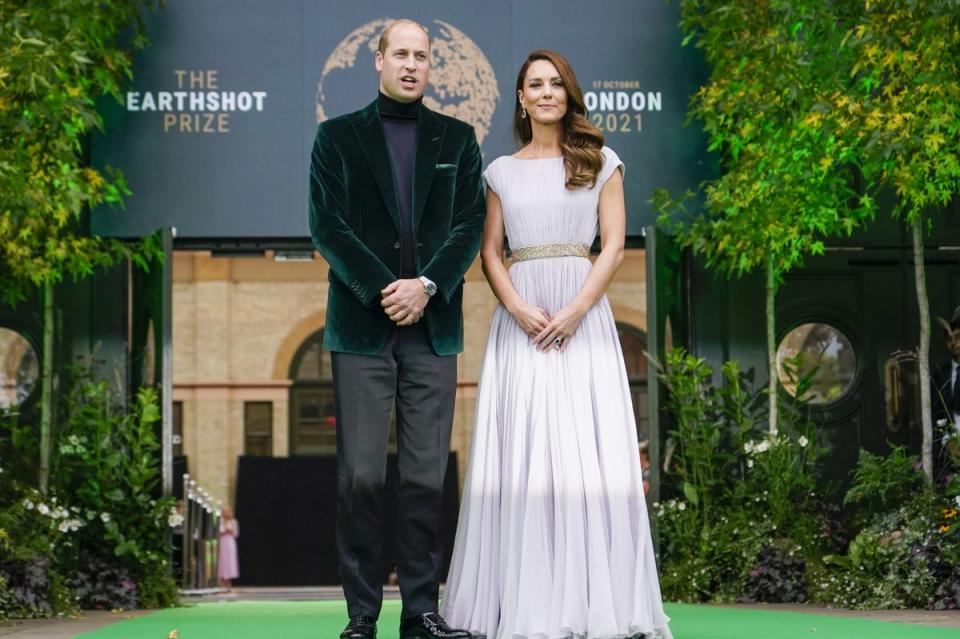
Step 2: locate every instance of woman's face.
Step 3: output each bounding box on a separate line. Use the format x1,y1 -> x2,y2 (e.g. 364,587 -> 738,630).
518,59 -> 567,126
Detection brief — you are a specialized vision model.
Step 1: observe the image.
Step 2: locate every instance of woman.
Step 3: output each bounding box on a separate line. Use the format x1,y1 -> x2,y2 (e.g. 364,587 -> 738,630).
218,506 -> 240,590
441,50 -> 672,639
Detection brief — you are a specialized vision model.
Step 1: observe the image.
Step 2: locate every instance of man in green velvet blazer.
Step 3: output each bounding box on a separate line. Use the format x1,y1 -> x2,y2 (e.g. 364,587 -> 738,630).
308,18 -> 484,639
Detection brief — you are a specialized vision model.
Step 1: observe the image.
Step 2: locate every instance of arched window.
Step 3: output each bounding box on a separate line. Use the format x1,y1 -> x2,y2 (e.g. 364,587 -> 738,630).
616,322 -> 649,442
287,329 -> 397,455
288,330 -> 337,455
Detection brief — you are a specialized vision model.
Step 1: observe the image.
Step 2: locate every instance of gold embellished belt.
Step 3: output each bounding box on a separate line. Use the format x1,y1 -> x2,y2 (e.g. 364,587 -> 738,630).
511,243 -> 591,262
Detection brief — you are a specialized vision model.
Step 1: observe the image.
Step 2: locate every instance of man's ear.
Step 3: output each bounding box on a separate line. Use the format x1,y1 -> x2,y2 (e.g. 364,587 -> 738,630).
375,50 -> 384,72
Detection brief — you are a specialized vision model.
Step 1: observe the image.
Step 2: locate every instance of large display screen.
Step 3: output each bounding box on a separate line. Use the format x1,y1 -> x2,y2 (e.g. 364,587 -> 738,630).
92,0 -> 710,239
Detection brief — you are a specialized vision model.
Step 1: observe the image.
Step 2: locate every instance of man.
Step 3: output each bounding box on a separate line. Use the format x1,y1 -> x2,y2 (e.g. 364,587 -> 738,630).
308,18 -> 485,639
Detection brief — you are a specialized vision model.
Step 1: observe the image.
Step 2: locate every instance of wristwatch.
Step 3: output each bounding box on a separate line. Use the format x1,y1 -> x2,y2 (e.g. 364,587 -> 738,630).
418,275 -> 437,297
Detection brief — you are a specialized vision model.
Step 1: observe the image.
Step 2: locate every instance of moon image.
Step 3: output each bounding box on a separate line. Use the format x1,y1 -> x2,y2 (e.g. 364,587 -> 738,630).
315,19 -> 499,144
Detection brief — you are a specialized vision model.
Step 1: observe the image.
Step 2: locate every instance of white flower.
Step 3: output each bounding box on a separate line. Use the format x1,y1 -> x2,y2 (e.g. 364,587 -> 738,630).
755,440 -> 771,454
743,442 -> 755,455
677,502 -> 687,511
955,495 -> 960,509
798,436 -> 809,448
68,435 -> 80,446
23,499 -> 34,510
37,503 -> 50,516
100,512 -> 111,524
747,459 -> 754,468
59,518 -> 82,533
937,418 -> 948,428
168,513 -> 184,528
0,465 -> 4,474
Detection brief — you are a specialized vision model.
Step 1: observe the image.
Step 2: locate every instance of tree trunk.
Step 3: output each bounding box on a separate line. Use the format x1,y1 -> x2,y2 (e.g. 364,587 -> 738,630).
912,216 -> 934,483
767,256 -> 778,435
39,283 -> 54,493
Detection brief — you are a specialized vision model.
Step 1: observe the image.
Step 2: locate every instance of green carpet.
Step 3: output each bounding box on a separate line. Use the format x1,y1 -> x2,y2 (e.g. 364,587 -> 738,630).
77,601 -> 960,639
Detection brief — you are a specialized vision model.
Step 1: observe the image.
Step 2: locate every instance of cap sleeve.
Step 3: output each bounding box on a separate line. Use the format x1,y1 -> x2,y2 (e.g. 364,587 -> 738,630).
597,146 -> 624,189
482,160 -> 501,197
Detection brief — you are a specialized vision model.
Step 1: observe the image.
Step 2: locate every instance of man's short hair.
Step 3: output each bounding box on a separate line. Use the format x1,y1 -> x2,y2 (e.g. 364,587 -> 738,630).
377,19 -> 429,54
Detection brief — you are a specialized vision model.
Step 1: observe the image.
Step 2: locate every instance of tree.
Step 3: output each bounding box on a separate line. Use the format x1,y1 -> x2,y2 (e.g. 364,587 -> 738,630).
0,0 -> 163,492
838,0 -> 960,482
655,0 -> 874,433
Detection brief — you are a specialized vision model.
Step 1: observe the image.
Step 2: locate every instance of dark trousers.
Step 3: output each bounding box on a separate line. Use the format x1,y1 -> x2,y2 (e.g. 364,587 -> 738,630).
332,323 -> 457,620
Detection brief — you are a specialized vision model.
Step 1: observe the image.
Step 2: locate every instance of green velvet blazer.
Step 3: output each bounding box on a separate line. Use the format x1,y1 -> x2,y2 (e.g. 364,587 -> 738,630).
308,99 -> 486,356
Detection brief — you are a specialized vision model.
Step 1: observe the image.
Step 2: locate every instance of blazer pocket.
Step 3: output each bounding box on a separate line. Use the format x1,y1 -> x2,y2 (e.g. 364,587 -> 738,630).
435,163 -> 458,177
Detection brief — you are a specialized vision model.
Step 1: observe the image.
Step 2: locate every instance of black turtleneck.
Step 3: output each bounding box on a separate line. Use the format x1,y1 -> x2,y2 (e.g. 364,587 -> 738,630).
379,92 -> 420,278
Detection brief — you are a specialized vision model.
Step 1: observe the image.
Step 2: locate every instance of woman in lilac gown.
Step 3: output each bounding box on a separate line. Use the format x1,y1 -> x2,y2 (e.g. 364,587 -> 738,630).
441,50 -> 672,639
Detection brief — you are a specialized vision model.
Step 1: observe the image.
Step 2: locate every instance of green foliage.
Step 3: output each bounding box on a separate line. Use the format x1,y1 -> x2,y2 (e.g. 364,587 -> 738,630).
0,369 -> 178,614
844,447 -> 926,519
814,502 -> 944,609
51,373 -> 177,608
0,574 -> 15,621
840,0 -> 960,224
809,448 -> 956,608
655,0 -> 877,436
0,0 -> 164,305
0,476 -> 81,617
655,349 -> 960,607
654,348 -> 826,602
655,0 -> 874,282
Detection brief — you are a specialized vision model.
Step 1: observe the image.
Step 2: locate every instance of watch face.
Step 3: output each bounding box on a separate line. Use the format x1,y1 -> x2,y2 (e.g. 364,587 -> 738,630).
425,281 -> 437,295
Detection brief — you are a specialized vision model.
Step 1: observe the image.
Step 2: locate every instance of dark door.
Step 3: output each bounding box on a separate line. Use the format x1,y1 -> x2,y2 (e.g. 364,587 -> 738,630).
776,248 -> 960,484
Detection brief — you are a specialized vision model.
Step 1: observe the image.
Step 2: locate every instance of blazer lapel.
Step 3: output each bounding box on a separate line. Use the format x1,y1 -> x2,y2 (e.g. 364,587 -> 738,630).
352,100 -> 401,233
412,105 -> 446,234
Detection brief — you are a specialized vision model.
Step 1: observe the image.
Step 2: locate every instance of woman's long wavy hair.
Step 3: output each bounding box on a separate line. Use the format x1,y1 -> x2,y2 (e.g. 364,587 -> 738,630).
514,50 -> 604,189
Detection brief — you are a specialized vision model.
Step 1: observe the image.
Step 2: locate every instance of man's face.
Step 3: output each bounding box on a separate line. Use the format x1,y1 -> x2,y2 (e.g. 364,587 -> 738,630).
948,328 -> 960,362
375,23 -> 429,103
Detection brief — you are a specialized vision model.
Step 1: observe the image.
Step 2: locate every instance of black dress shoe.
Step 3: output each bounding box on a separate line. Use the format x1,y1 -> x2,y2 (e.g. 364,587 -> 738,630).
341,615 -> 377,639
399,612 -> 471,639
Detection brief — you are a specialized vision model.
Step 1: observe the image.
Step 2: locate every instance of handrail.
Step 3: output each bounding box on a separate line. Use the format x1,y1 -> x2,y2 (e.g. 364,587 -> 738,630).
180,474 -> 222,593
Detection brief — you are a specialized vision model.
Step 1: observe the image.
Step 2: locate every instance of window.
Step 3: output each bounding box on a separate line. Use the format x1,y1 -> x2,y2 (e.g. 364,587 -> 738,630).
288,329 -> 397,455
289,330 -> 337,455
172,400 -> 184,457
244,401 -> 273,456
0,327 -> 39,411
777,322 -> 858,405
616,323 -> 649,442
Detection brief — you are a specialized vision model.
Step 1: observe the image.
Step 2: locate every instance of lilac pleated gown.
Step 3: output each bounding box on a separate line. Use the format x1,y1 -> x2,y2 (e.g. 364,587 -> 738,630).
442,147 -> 672,639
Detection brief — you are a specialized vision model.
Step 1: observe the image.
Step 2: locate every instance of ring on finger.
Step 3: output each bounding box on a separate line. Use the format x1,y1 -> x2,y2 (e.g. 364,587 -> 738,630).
554,337 -> 563,348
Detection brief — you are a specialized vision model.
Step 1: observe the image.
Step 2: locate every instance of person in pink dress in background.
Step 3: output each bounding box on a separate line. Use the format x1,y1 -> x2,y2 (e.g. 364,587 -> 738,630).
218,506 -> 240,590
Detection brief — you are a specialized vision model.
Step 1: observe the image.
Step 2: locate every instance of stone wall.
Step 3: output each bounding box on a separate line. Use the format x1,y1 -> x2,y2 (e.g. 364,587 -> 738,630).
172,250 -> 646,506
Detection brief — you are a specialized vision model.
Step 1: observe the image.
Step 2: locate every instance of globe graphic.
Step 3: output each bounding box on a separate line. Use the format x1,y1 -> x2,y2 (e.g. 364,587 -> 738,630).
315,19 -> 499,144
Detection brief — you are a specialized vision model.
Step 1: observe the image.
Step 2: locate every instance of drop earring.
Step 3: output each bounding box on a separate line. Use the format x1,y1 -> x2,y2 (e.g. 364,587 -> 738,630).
521,106 -> 527,119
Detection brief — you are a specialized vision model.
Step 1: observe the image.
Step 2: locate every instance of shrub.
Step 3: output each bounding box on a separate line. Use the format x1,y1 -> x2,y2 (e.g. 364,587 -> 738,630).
67,554 -> 138,611
741,544 -> 807,603
51,376 -> 178,609
844,447 -> 927,521
654,349 -> 826,602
